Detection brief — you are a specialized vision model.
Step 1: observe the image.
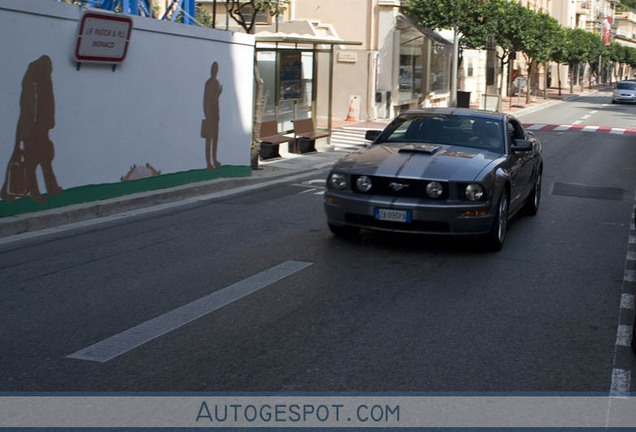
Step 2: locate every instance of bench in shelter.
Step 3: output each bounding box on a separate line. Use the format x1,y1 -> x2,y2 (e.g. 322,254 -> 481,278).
259,120 -> 293,160
291,118 -> 330,154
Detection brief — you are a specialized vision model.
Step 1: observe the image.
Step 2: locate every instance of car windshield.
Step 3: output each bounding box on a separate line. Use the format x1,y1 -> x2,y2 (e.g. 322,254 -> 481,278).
617,82 -> 636,90
375,114 -> 505,153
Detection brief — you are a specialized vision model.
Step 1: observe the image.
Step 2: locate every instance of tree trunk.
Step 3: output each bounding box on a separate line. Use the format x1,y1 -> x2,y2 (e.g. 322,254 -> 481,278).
525,61 -> 533,105
557,63 -> 562,96
543,63 -> 547,99
251,63 -> 263,170
498,55 -> 506,97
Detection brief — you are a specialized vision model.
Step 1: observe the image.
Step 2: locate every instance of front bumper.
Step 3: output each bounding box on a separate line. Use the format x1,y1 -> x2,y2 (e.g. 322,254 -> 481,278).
613,94 -> 636,103
324,191 -> 496,236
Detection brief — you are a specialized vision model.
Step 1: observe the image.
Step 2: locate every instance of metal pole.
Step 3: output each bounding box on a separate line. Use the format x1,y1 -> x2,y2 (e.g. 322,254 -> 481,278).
212,0 -> 216,28
328,45 -> 334,142
450,27 -> 458,107
600,0 -> 605,83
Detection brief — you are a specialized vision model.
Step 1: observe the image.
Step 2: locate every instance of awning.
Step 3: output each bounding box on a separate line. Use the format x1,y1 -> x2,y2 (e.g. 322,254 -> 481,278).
397,14 -> 452,46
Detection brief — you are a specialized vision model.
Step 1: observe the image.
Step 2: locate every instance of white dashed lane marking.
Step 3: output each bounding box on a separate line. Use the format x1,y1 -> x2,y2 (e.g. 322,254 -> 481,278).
68,261 -> 313,363
616,326 -> 634,347
611,369 -> 631,397
620,294 -> 635,310
610,188 -> 636,396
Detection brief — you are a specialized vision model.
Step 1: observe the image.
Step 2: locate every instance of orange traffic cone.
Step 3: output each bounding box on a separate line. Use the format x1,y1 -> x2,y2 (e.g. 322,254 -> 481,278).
345,98 -> 357,122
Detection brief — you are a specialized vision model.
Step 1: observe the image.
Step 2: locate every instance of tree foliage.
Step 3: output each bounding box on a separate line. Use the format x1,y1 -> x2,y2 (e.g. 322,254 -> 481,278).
618,0 -> 636,12
227,0 -> 289,34
406,0 -> 636,93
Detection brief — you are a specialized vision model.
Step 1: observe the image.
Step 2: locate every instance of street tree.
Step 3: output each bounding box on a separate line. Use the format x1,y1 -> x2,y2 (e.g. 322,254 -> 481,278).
549,27 -> 571,95
518,11 -> 559,103
561,28 -> 592,93
479,0 -> 532,96
608,42 -> 631,82
227,0 -> 289,34
407,0 -> 488,40
585,31 -> 605,84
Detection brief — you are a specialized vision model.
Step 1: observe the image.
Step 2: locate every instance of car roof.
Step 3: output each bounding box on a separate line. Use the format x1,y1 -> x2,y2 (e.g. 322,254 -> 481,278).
399,107 -> 506,121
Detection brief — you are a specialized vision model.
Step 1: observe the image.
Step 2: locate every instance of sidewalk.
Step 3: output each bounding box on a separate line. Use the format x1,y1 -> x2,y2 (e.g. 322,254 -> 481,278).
481,85 -> 609,115
0,86 -> 601,240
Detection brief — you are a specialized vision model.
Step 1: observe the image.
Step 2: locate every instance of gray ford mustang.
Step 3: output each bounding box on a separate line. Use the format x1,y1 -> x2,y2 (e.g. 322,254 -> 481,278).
324,108 -> 543,251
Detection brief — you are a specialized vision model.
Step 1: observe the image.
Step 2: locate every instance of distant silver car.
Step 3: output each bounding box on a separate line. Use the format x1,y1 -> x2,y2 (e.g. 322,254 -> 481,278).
324,108 -> 543,251
612,81 -> 636,104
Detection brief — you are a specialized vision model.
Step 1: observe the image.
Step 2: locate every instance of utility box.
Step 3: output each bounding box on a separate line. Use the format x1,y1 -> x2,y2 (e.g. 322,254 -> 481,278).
456,91 -> 471,108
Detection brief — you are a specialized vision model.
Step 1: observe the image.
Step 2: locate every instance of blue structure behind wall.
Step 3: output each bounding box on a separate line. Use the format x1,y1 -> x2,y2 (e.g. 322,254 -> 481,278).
53,0 -> 197,24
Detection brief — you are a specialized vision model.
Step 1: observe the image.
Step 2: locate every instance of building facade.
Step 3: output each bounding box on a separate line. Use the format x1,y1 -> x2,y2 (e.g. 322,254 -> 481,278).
194,0 -> 635,121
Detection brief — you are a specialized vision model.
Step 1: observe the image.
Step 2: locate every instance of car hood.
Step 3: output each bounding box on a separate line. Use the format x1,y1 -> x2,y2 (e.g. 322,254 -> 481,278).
334,143 -> 500,181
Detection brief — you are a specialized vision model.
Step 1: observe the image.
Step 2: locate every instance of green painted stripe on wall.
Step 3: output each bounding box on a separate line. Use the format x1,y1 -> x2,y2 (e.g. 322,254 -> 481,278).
0,165 -> 251,218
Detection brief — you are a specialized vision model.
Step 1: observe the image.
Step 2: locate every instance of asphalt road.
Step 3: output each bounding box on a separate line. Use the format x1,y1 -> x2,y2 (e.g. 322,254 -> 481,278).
0,94 -> 635,394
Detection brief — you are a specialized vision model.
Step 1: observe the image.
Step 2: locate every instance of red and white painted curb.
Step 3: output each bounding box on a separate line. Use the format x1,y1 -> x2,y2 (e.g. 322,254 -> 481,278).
524,123 -> 636,136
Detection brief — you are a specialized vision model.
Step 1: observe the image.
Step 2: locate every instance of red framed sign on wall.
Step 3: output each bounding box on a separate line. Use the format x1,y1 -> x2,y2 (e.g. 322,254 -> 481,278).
75,11 -> 133,64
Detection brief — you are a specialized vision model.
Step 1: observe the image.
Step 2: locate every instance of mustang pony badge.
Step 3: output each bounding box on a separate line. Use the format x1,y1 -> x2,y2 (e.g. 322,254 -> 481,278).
389,182 -> 409,191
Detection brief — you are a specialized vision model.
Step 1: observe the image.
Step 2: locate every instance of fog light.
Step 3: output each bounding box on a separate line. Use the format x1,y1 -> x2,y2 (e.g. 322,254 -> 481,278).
461,210 -> 488,217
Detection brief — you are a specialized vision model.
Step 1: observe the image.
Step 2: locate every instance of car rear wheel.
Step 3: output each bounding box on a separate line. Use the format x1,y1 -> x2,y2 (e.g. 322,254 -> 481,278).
524,171 -> 541,216
487,193 -> 508,252
328,223 -> 360,238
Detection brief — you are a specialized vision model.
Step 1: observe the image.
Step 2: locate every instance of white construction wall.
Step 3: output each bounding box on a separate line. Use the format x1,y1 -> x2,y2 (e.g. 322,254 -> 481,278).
0,0 -> 254,214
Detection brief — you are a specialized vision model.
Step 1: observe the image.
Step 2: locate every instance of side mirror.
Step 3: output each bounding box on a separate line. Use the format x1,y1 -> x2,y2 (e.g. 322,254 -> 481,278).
511,139 -> 533,152
365,130 -> 382,142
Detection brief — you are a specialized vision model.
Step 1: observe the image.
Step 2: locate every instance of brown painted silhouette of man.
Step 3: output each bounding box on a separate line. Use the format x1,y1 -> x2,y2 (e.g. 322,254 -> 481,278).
202,61 -> 222,169
1,55 -> 62,202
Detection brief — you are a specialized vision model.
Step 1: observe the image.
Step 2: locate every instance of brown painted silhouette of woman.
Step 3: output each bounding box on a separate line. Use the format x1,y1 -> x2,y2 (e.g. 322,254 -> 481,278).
202,61 -> 223,170
1,55 -> 62,202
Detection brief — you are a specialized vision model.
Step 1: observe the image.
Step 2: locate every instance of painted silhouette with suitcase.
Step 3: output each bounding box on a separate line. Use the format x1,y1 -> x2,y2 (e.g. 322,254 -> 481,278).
1,55 -> 62,202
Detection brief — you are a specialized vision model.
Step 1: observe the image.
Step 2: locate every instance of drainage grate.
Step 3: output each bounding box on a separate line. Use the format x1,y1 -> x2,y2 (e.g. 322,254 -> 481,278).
552,182 -> 625,201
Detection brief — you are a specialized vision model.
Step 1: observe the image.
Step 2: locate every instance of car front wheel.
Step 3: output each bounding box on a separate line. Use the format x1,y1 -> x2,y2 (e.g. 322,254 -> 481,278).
524,171 -> 541,216
487,193 -> 509,252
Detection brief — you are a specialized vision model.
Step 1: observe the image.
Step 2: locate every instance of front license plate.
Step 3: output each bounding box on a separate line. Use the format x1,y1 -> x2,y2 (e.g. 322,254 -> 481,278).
375,208 -> 411,223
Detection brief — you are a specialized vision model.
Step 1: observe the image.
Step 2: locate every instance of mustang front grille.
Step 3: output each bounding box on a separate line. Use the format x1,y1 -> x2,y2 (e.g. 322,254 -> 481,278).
351,175 -> 449,199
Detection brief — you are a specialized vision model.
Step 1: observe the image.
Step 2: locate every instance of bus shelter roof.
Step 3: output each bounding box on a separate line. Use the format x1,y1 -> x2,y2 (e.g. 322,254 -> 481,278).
255,32 -> 362,48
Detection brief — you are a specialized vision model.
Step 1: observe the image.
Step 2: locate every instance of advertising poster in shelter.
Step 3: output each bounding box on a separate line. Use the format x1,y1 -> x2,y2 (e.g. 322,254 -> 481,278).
279,51 -> 302,100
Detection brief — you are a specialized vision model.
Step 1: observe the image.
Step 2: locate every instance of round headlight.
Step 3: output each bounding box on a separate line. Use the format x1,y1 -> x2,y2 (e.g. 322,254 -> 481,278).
426,181 -> 443,198
329,173 -> 347,190
356,175 -> 373,193
466,184 -> 484,201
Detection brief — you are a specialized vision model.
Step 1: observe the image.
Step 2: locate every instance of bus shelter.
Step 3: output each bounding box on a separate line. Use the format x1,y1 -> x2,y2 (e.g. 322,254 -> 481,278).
255,33 -> 361,145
